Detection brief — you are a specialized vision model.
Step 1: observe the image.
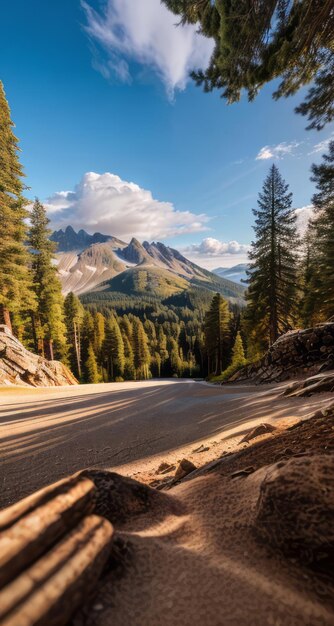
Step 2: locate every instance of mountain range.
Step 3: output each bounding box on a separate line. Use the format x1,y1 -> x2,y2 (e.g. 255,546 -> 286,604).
213,264 -> 249,285
51,226 -> 245,302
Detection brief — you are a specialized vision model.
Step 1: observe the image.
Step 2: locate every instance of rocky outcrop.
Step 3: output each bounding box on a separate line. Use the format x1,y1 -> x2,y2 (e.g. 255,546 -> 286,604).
284,372 -> 334,397
0,325 -> 77,387
255,455 -> 334,565
230,323 -> 334,383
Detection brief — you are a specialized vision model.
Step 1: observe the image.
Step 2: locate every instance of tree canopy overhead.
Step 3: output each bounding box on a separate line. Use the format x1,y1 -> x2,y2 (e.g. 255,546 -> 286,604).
162,0 -> 334,129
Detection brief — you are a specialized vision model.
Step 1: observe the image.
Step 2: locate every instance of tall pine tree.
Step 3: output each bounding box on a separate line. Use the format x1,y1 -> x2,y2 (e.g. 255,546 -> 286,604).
132,317 -> 151,380
0,81 -> 35,332
102,318 -> 125,380
28,199 -> 67,360
246,165 -> 299,350
302,141 -> 334,320
204,292 -> 230,376
64,292 -> 84,377
85,344 -> 100,384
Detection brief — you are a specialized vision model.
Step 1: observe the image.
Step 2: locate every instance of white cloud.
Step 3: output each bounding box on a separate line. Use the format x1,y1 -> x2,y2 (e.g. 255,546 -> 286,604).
186,238 -> 250,256
182,208 -> 315,269
81,0 -> 214,97
45,171 -> 209,241
181,237 -> 250,269
256,141 -> 301,161
294,205 -> 314,235
309,133 -> 334,155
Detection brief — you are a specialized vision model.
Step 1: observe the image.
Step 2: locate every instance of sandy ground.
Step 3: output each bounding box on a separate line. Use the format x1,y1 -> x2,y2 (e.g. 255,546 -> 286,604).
74,411 -> 334,626
0,379 -> 333,508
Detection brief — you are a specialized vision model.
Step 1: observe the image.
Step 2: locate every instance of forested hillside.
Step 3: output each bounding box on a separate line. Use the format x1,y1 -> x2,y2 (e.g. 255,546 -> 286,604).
1,77 -> 334,385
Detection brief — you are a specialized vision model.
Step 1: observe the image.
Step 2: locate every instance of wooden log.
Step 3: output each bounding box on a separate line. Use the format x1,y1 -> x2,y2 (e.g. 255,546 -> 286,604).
0,474 -> 92,532
0,514 -> 113,626
0,477 -> 96,589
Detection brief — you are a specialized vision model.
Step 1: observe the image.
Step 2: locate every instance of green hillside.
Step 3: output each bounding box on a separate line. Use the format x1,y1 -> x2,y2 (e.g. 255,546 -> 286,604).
102,266 -> 190,298
94,264 -> 245,302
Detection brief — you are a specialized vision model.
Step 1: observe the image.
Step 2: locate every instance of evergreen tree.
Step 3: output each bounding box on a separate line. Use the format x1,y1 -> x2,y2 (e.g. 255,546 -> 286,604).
299,220 -> 320,327
102,318 -> 125,380
0,81 -> 35,332
28,199 -> 67,360
245,165 -> 299,350
85,343 -> 100,384
93,312 -> 105,371
162,1 -> 333,130
230,332 -> 246,370
81,310 -> 95,381
303,141 -> 334,320
132,317 -> 151,379
122,333 -> 135,380
204,292 -> 230,375
64,292 -> 84,377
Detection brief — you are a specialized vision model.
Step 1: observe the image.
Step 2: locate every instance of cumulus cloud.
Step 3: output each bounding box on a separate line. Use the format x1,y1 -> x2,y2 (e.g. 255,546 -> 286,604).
45,171 -> 209,241
185,238 -> 250,256
182,238 -> 250,269
182,207 -> 315,270
294,205 -> 314,235
81,0 -> 214,96
256,141 -> 301,161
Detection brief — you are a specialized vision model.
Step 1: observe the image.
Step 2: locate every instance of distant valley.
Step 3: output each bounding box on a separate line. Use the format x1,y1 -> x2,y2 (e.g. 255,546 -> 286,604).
213,264 -> 248,285
51,226 -> 245,303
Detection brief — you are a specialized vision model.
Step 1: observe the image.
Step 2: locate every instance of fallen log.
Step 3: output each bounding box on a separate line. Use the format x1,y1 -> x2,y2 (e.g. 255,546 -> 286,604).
0,473 -> 115,626
0,476 -> 96,588
0,515 -> 113,626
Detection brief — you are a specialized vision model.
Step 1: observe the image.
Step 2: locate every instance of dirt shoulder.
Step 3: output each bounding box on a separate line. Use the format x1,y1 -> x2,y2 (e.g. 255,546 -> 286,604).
76,403 -> 334,626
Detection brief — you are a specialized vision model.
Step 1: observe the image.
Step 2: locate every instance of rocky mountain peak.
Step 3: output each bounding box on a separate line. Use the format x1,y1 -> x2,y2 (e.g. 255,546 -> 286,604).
50,226 -> 114,253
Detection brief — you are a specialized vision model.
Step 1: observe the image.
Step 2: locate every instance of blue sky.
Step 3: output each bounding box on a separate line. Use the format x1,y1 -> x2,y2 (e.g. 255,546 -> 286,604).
1,0 -> 333,267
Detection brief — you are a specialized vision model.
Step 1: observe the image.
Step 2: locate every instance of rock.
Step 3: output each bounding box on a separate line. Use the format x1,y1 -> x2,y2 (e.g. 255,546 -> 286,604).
229,323 -> 334,384
230,466 -> 255,479
284,373 -> 334,397
239,423 -> 276,444
193,444 -> 210,453
0,326 -> 77,387
174,459 -> 197,480
160,464 -> 176,475
255,456 -> 334,565
156,462 -> 171,474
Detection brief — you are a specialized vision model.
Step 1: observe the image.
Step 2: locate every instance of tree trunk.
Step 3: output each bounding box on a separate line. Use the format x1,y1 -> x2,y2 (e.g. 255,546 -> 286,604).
270,176 -> 278,345
74,322 -> 81,378
31,313 -> 38,353
217,299 -> 222,375
44,339 -> 54,361
0,305 -> 12,334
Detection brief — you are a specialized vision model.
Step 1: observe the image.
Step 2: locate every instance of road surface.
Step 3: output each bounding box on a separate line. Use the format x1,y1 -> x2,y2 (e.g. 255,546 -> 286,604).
0,379 -> 327,508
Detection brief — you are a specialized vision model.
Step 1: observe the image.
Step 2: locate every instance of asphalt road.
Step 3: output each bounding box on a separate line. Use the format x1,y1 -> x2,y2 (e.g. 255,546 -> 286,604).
0,378 -> 324,507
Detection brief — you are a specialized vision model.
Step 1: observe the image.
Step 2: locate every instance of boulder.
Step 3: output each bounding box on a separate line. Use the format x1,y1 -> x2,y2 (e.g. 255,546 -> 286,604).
239,422 -> 276,444
229,323 -> 334,384
255,455 -> 334,565
0,325 -> 77,387
174,459 -> 197,480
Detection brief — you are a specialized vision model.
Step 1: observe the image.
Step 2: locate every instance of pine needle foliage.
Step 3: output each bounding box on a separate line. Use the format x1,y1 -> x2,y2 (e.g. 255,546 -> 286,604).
301,141 -> 334,320
0,81 -> 35,329
162,0 -> 334,130
204,292 -> 230,375
245,165 -> 299,350
28,199 -> 67,360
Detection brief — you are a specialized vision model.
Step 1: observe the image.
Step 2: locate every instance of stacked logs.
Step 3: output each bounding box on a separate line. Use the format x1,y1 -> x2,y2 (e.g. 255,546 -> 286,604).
230,323 -> 334,384
0,474 -> 114,626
